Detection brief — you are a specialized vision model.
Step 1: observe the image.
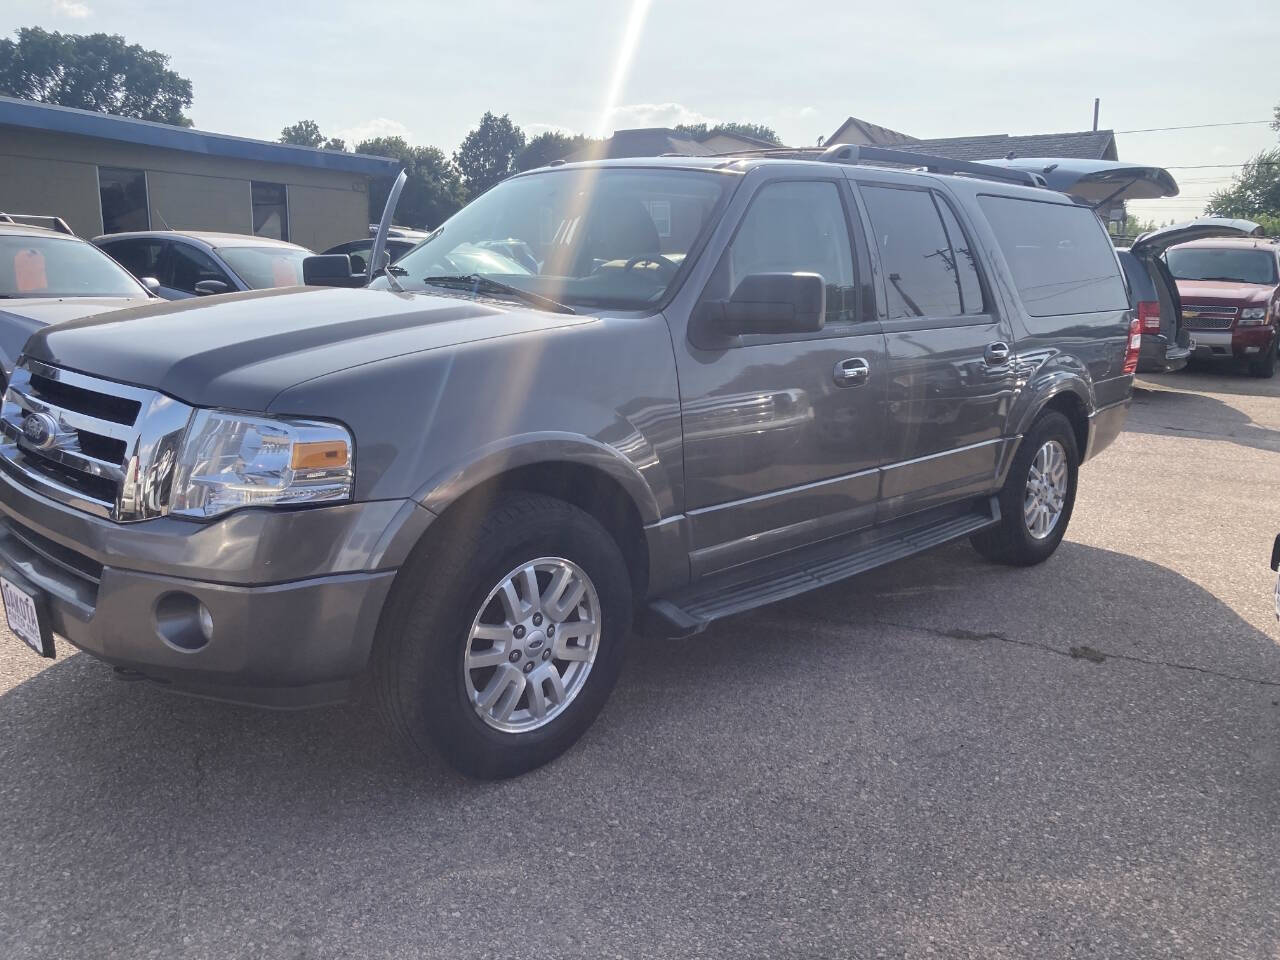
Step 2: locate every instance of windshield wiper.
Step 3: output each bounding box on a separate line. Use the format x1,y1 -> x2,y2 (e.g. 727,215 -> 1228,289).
1199,276 -> 1249,283
422,274 -> 576,315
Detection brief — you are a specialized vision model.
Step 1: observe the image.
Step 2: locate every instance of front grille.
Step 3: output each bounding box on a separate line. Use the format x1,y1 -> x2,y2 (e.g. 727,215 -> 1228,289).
0,359 -> 192,521
1183,315 -> 1234,330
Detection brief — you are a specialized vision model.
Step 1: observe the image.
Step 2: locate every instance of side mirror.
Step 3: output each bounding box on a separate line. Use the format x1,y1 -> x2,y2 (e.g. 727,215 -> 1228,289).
707,272 -> 826,336
302,254 -> 366,288
140,276 -> 161,295
193,279 -> 229,296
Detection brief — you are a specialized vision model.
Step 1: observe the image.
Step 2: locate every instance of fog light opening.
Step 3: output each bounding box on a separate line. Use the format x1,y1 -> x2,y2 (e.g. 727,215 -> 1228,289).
154,592 -> 213,653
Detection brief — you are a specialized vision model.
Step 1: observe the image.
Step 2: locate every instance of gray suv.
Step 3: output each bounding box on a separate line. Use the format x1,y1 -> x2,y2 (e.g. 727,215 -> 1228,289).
0,147 -> 1140,778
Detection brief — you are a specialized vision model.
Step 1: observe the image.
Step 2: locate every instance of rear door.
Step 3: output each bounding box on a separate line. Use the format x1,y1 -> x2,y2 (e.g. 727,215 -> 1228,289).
852,176 -> 1017,521
98,237 -> 165,288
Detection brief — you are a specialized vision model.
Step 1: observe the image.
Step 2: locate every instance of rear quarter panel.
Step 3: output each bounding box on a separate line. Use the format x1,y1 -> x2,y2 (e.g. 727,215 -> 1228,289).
947,178 -> 1132,454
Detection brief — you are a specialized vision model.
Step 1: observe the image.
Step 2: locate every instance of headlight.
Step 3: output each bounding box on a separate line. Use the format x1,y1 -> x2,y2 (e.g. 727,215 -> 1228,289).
169,410 -> 353,519
1240,306 -> 1269,324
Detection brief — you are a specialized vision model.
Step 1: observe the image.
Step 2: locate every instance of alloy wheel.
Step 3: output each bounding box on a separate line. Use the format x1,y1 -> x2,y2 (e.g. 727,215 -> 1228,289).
463,557 -> 601,733
1023,439 -> 1067,540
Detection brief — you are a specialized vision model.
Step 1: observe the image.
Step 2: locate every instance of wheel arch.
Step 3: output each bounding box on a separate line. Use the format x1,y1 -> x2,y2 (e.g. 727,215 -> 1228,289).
412,435 -> 660,602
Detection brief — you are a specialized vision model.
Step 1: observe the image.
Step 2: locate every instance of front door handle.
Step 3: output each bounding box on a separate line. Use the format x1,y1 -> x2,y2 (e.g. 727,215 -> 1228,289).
984,341 -> 1012,364
833,357 -> 870,387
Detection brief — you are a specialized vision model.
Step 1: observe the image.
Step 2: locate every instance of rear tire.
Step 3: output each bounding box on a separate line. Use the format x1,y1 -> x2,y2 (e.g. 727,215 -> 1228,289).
970,411 -> 1079,566
1249,337 -> 1277,378
372,492 -> 632,779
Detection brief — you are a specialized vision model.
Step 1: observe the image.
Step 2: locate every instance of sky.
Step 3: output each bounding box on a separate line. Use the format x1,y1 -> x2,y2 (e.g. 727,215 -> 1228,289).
5,0 -> 1278,222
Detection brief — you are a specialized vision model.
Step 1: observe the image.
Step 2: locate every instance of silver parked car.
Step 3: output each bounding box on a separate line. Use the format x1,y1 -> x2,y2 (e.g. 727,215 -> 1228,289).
93,231 -> 312,300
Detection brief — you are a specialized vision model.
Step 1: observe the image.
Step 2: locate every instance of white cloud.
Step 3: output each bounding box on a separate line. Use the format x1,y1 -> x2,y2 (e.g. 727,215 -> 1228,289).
525,122 -> 579,137
798,106 -> 817,119
605,102 -> 717,133
335,117 -> 412,148
52,0 -> 91,17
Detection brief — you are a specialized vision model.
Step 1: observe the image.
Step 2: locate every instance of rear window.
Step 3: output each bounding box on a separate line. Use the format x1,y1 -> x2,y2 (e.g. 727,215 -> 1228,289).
978,196 -> 1128,317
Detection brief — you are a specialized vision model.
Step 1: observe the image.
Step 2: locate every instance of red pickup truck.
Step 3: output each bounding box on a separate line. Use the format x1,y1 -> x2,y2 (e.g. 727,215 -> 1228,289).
1166,237 -> 1280,378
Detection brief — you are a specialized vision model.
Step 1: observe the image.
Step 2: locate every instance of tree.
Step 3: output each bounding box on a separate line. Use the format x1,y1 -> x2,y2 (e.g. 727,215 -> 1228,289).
514,131 -> 599,171
356,136 -> 465,229
1206,147 -> 1280,225
675,121 -> 782,145
454,112 -> 526,198
279,119 -> 345,150
0,26 -> 192,125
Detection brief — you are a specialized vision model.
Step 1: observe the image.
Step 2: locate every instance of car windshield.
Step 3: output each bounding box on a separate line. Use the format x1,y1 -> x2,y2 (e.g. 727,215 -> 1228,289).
1165,247 -> 1278,285
0,234 -> 145,298
374,167 -> 733,310
217,246 -> 310,289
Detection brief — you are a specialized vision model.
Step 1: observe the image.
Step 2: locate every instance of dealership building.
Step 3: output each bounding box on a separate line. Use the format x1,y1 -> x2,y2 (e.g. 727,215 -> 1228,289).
0,95 -> 398,252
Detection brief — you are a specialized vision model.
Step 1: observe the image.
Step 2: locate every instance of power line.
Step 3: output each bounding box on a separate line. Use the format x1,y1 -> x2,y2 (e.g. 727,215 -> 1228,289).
1114,120 -> 1273,134
1165,162 -> 1280,169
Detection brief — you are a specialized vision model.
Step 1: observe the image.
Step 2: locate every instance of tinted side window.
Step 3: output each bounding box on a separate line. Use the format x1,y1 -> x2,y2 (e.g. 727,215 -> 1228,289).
935,198 -> 984,314
715,180 -> 857,324
100,238 -> 164,280
978,196 -> 1129,317
861,186 -> 965,319
166,243 -> 232,294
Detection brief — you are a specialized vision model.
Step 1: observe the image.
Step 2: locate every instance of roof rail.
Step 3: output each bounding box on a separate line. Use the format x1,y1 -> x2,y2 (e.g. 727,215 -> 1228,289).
0,213 -> 76,235
709,144 -> 1046,188
816,143 -> 1046,187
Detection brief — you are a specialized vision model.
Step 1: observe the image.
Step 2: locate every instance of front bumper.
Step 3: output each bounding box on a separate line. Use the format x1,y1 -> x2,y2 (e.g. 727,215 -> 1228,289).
1189,326 -> 1276,360
0,467 -> 434,707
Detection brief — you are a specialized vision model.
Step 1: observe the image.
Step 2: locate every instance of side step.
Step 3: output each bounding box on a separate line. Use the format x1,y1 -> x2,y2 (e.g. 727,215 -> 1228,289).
645,497 -> 1000,638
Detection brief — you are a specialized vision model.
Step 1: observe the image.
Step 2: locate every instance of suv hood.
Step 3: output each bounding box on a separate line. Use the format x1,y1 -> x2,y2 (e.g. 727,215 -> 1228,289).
25,286 -> 597,410
981,157 -> 1179,208
1131,217 -> 1262,257
1174,278 -> 1273,303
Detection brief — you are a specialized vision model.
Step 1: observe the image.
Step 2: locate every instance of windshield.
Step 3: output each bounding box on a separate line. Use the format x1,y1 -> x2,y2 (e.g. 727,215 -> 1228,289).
375,167 -> 733,310
1166,247 -> 1278,285
218,246 -> 310,289
0,234 -> 146,299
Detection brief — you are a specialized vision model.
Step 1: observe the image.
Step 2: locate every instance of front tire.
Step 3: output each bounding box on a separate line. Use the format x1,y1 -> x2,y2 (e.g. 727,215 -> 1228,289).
1249,337 -> 1277,378
372,493 -> 632,779
970,411 -> 1079,566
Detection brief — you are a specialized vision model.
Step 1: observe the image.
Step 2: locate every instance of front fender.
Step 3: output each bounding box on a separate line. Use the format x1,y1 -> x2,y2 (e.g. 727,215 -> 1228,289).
413,431 -> 665,525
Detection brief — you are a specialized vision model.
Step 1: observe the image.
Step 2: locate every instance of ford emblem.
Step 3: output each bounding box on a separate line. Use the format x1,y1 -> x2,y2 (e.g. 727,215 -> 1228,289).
20,412 -> 58,450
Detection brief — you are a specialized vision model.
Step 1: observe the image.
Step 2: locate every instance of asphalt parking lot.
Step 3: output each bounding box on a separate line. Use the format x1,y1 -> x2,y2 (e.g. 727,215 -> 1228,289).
1,367 -> 1278,959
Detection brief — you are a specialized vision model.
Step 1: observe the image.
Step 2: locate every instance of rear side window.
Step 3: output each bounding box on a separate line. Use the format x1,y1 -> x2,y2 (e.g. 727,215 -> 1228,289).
861,185 -> 982,319
978,196 -> 1128,317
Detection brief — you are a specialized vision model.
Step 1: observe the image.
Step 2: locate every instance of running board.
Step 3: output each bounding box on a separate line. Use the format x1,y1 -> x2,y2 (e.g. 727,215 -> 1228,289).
644,497 -> 1000,638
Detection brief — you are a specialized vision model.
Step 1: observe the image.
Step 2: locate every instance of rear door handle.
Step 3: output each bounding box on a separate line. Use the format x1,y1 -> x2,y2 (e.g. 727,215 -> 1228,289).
833,357 -> 870,387
984,341 -> 1012,364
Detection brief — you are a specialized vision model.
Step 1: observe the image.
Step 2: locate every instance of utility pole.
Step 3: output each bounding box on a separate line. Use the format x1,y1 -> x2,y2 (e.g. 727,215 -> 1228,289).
1092,98 -> 1100,132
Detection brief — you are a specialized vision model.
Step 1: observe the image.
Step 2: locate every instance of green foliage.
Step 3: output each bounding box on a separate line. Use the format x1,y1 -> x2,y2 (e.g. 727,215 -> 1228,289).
1206,147 -> 1280,225
675,121 -> 782,145
515,131 -> 599,171
0,26 -> 192,125
454,112 -> 526,197
279,119 -> 345,150
356,136 -> 465,229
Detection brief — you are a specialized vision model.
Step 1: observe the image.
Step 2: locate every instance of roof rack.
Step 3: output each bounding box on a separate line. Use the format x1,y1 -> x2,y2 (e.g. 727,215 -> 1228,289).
713,143 -> 1046,188
0,213 -> 75,235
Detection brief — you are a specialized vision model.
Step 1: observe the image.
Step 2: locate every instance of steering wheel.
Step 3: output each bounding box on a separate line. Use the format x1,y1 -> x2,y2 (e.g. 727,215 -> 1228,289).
623,254 -> 678,278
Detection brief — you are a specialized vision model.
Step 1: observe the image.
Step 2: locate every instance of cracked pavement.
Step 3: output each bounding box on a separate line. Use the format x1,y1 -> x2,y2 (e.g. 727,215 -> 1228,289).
1,367 -> 1278,958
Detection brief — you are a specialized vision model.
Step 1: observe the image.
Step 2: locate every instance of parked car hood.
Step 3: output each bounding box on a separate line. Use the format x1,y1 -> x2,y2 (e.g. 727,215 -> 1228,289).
982,158 -> 1179,207
1131,218 -> 1262,257
0,295 -> 152,375
1174,279 -> 1274,304
24,286 -> 597,411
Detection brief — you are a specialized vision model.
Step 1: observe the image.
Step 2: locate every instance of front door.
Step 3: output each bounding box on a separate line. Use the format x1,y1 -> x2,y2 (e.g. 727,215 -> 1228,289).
675,177 -> 887,578
853,179 -> 1017,520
